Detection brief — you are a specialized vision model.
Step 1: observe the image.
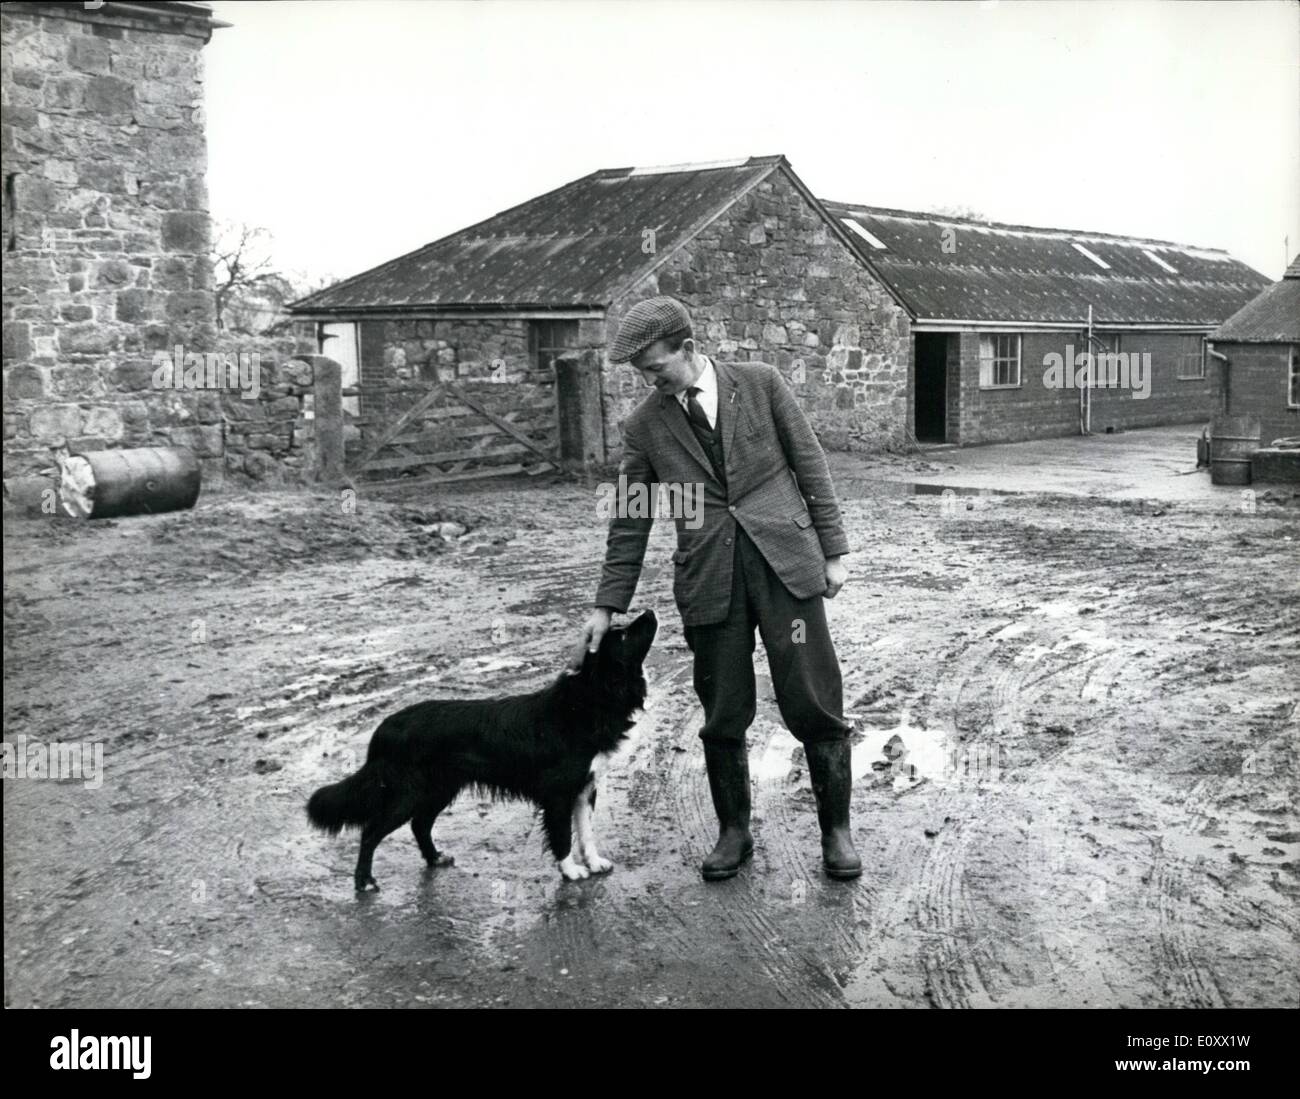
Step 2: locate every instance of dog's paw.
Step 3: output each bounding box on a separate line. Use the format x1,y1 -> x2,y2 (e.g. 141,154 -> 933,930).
355,875 -> 380,893
427,853 -> 455,868
584,853 -> 614,874
558,855 -> 590,881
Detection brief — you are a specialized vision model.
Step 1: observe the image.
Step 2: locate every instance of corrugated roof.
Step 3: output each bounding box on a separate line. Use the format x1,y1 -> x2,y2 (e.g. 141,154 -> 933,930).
1210,254 -> 1300,343
822,201 -> 1270,326
291,157 -> 785,313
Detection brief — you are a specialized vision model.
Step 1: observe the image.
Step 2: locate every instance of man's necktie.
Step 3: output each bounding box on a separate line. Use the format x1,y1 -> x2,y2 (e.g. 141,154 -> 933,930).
684,386 -> 712,432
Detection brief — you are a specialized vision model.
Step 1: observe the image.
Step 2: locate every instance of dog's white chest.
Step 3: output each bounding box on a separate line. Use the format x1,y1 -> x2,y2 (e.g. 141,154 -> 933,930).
590,749 -> 615,782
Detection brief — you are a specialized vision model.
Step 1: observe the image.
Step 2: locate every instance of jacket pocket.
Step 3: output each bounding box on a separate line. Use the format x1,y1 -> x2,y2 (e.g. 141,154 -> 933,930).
792,513 -> 813,529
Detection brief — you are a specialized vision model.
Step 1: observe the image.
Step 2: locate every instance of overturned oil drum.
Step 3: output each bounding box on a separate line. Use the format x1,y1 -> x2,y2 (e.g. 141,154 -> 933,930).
1210,415 -> 1261,486
58,446 -> 201,519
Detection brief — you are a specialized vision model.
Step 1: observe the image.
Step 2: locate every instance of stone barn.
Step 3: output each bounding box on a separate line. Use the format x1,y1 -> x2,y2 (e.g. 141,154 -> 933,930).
1208,254 -> 1300,449
289,156 -> 913,466
823,201 -> 1270,446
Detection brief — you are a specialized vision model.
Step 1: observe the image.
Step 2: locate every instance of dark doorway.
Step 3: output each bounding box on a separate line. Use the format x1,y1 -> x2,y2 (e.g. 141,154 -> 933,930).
914,333 -> 949,442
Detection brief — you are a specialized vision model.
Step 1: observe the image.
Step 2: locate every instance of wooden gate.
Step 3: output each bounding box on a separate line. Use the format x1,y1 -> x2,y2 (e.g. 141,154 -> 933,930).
342,380 -> 559,487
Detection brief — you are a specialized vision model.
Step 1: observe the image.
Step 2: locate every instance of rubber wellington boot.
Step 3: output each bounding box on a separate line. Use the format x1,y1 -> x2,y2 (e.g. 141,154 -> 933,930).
701,742 -> 754,880
805,739 -> 862,879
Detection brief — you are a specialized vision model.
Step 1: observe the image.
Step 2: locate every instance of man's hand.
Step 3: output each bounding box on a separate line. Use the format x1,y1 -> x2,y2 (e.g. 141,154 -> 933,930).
825,556 -> 849,599
568,607 -> 613,671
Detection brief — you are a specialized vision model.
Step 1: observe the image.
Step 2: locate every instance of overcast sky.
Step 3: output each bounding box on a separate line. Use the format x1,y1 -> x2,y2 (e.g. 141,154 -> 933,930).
204,0 -> 1300,287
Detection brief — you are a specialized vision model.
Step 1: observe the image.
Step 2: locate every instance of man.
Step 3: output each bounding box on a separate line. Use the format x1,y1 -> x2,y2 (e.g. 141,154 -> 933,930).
572,296 -> 861,881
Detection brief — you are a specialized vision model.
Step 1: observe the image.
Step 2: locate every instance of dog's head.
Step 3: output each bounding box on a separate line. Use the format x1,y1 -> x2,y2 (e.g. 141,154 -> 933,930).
561,610 -> 657,741
589,608 -> 657,677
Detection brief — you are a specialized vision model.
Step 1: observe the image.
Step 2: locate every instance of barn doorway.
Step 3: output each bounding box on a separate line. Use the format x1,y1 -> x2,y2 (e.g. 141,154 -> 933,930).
914,332 -> 949,443
319,321 -> 361,417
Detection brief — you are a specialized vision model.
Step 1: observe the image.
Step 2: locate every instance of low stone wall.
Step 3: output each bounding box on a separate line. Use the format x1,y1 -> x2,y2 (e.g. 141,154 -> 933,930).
4,330 -> 322,507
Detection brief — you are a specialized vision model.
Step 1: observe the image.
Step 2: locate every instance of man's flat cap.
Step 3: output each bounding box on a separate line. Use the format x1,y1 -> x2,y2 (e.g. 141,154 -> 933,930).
607,296 -> 692,364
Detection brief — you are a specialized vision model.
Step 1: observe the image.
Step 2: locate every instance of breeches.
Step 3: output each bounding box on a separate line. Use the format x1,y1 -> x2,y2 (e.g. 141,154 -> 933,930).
682,527 -> 850,746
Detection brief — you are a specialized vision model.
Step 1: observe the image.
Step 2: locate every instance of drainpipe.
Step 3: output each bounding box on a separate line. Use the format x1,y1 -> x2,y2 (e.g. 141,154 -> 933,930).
1207,343 -> 1231,413
1078,307 -> 1091,435
1079,306 -> 1113,435
1085,306 -> 1093,435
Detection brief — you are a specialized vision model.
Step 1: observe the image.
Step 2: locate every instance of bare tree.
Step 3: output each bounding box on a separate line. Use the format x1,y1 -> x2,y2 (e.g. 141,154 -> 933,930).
212,221 -> 287,332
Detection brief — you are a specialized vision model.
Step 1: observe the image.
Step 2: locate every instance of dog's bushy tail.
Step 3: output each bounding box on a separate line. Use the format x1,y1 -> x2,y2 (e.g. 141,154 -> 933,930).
306,762 -> 383,834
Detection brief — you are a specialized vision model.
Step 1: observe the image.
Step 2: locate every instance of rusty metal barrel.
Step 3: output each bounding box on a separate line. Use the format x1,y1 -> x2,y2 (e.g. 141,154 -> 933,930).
1210,415 -> 1261,486
58,446 -> 201,519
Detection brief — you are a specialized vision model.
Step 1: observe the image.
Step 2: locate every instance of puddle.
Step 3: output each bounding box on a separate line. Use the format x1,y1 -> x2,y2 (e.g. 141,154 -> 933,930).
837,479 -> 1018,500
752,709 -> 973,791
853,709 -> 950,790
754,728 -> 803,781
992,601 -> 1116,649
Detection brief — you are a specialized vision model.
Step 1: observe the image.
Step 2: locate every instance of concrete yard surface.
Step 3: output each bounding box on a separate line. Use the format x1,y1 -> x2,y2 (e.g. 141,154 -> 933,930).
834,424 -> 1288,505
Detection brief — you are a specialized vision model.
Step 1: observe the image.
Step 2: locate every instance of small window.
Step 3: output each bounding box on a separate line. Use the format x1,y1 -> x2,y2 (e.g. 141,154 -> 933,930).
530,320 -> 579,377
1289,346 -> 1299,409
979,333 -> 1021,387
1176,334 -> 1205,380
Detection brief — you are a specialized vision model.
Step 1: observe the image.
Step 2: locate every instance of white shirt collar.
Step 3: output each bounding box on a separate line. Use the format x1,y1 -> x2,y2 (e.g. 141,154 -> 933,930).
676,355 -> 717,409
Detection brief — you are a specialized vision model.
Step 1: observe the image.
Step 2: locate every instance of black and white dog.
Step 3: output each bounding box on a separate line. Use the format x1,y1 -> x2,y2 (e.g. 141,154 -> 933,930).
307,610 -> 657,890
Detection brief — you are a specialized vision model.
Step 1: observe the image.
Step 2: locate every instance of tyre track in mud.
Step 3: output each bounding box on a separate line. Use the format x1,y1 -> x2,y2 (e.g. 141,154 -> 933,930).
8,480 -> 1298,1008
906,619 -> 1122,1007
846,509 -> 1199,1008
662,697 -> 843,1007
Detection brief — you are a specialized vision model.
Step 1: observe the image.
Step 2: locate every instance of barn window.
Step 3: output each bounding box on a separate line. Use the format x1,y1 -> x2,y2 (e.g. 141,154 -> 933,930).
979,333 -> 1021,387
530,320 -> 578,377
1176,334 -> 1205,380
1289,346 -> 1299,408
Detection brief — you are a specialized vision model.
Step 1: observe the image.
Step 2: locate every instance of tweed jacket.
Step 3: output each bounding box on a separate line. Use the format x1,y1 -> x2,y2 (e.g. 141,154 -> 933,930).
593,358 -> 850,627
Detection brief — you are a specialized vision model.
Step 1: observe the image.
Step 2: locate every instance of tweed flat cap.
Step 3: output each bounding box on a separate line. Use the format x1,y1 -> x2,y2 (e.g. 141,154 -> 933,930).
607,296 -> 693,364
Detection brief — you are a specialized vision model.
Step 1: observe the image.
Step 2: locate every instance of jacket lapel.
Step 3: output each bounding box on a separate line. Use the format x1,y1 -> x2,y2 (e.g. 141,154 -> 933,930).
657,389 -> 717,484
714,358 -> 740,461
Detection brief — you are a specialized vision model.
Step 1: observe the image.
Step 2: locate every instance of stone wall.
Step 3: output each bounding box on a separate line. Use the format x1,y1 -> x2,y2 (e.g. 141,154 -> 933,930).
602,166 -> 912,458
2,3 -> 223,485
1,3 -> 322,499
215,332 -> 322,487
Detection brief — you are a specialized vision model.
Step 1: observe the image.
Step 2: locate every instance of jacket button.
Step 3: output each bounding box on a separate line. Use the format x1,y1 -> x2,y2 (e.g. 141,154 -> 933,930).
725,538 -> 732,545
728,505 -> 736,512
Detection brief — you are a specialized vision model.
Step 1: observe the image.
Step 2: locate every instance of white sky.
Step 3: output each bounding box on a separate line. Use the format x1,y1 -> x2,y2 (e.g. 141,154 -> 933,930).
204,0 -> 1300,286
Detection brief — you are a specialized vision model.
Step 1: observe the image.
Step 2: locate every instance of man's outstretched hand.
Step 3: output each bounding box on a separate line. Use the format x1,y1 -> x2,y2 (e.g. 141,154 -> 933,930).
568,607 -> 613,671
825,556 -> 849,599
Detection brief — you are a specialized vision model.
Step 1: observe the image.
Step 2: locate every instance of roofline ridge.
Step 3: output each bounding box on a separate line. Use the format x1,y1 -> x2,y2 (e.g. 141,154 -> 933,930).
597,155 -> 784,180
820,199 -> 1234,255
